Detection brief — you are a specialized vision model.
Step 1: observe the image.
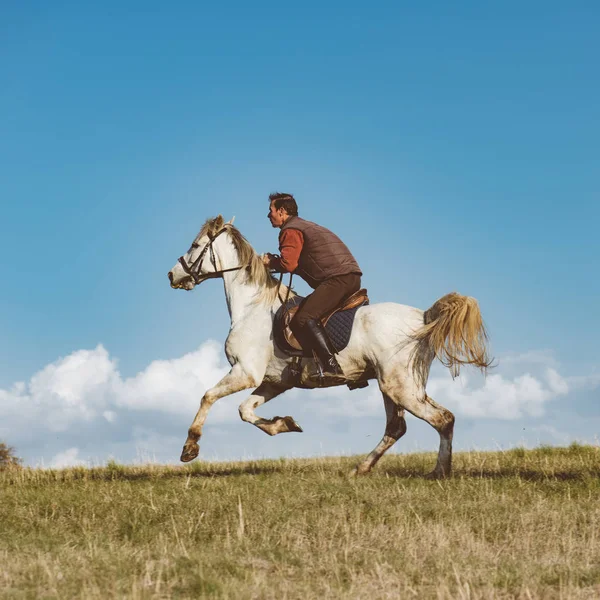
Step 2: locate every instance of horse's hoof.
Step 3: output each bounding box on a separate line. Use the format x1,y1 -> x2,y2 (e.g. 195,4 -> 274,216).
349,464 -> 371,477
180,442 -> 200,463
282,416 -> 303,433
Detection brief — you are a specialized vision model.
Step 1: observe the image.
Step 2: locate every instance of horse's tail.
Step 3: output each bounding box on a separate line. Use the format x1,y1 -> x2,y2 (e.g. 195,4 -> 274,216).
410,292 -> 493,386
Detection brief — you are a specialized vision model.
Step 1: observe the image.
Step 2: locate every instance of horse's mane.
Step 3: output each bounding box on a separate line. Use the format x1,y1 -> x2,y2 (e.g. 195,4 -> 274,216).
196,215 -> 295,305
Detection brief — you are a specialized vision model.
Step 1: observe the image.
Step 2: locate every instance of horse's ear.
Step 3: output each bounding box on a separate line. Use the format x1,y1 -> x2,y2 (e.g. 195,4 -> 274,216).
228,216 -> 236,225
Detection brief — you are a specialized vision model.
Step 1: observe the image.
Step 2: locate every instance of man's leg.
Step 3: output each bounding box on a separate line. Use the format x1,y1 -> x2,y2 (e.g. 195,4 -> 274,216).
290,273 -> 361,375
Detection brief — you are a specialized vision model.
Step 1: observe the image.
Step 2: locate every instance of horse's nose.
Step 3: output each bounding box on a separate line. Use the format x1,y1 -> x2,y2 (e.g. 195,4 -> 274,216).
168,271 -> 174,283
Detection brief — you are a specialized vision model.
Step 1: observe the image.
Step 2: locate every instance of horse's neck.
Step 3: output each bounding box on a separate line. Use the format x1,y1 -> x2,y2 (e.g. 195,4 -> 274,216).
222,272 -> 265,324
219,241 -> 275,326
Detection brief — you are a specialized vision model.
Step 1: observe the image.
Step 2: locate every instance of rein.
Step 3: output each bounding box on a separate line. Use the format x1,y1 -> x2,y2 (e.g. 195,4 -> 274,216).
277,270 -> 294,307
178,227 -> 246,284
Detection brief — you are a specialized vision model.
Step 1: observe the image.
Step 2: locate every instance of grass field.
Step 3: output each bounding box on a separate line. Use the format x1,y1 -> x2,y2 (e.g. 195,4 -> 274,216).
1,445 -> 599,599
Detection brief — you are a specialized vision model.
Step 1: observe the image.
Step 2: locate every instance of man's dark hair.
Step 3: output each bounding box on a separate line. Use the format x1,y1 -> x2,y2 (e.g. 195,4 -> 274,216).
269,192 -> 298,216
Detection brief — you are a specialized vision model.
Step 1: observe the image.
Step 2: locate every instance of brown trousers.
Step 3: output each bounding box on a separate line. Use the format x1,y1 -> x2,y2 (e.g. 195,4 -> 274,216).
289,273 -> 361,346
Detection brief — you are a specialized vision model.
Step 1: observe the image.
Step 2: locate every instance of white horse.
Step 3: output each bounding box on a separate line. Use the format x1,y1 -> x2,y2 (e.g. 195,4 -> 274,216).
168,215 -> 492,478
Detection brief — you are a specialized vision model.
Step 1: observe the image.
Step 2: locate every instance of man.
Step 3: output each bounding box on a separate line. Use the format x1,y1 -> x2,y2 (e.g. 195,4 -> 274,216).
262,192 -> 362,376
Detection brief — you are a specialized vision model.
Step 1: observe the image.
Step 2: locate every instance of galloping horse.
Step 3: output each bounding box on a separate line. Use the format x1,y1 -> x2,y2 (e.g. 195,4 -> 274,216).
168,215 -> 492,478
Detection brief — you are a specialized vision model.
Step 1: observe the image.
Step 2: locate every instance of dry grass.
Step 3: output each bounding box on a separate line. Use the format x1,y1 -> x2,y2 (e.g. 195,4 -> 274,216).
1,445 -> 599,599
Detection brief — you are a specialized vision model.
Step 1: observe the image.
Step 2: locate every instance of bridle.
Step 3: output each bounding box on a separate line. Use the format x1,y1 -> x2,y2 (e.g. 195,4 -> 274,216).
177,225 -> 294,305
178,227 -> 246,284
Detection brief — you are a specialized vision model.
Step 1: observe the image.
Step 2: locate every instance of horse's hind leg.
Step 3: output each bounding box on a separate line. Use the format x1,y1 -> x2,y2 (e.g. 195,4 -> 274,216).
421,395 -> 455,478
381,378 -> 455,478
354,393 -> 407,475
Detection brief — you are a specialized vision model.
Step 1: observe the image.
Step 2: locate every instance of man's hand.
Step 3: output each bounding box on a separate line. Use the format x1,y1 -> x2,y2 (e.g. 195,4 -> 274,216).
262,253 -> 274,266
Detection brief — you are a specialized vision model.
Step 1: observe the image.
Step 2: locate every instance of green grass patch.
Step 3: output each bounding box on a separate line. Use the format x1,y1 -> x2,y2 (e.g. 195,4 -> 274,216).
1,446 -> 600,599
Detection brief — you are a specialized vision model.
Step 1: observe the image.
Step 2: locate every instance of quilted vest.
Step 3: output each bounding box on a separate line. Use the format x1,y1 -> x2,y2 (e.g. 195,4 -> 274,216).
279,216 -> 362,289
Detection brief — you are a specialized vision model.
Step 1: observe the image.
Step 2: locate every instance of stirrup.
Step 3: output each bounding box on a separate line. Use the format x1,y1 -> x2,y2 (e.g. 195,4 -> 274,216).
312,349 -> 344,376
312,352 -> 345,386
323,356 -> 344,377
289,356 -> 302,384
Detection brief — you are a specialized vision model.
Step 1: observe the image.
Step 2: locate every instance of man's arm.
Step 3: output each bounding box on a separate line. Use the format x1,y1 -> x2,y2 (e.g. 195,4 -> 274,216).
263,229 -> 304,273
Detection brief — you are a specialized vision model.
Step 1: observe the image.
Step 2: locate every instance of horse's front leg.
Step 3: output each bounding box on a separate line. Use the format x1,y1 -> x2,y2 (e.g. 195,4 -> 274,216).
238,382 -> 302,435
180,364 -> 257,462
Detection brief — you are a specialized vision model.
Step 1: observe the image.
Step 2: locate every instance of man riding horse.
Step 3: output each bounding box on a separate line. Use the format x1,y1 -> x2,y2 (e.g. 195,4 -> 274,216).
262,192 -> 362,377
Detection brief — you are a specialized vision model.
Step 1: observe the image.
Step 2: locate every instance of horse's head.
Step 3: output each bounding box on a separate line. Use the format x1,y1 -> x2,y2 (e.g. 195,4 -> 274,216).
168,215 -> 235,291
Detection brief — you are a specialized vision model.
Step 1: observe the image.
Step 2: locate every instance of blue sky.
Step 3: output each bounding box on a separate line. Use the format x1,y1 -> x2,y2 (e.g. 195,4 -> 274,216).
1,2 -> 599,466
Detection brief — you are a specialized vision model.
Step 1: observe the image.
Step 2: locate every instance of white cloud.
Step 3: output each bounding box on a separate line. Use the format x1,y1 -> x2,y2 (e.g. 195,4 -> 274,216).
296,384 -> 383,418
300,355 -> 578,422
566,372 -> 600,390
1,346 -> 117,433
547,368 -> 569,395
427,368 -> 569,420
498,350 -> 559,368
0,342 -> 598,465
0,341 -> 231,438
50,447 -> 86,469
529,424 -> 571,445
114,340 -> 229,415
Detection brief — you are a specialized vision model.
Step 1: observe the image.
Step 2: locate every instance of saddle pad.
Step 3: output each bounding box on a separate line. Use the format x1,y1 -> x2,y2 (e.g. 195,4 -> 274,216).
273,295 -> 368,357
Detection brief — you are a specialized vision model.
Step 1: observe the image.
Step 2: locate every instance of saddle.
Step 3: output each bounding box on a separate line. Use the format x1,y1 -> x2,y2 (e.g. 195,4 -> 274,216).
276,288 -> 369,356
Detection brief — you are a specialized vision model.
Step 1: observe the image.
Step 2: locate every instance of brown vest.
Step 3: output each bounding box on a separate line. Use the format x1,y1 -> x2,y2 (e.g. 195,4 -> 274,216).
280,216 -> 362,289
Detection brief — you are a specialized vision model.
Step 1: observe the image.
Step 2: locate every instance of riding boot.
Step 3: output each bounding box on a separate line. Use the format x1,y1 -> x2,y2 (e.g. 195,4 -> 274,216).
303,319 -> 345,377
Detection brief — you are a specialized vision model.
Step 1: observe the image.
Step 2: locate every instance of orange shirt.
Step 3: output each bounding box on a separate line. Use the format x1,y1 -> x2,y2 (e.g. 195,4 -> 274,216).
269,229 -> 304,273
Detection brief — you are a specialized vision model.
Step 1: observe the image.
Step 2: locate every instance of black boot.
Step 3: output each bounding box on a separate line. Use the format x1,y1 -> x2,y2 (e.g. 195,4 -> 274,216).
303,319 -> 345,377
